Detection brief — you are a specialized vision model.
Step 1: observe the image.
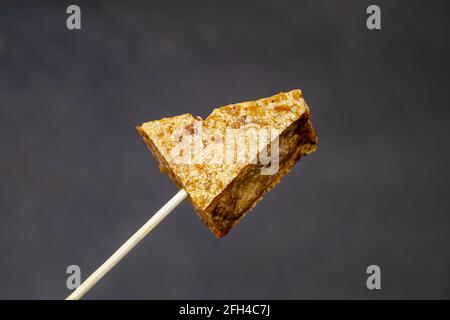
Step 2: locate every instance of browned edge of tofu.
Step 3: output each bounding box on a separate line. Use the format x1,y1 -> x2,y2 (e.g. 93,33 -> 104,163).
136,124 -> 187,191
201,111 -> 317,237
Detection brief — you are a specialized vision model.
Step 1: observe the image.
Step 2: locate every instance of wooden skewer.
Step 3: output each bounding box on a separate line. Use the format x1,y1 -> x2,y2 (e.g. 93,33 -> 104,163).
66,189 -> 188,300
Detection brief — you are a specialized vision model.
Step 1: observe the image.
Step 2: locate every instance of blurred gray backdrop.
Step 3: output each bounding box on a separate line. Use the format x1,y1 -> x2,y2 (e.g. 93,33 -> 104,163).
0,0 -> 449,299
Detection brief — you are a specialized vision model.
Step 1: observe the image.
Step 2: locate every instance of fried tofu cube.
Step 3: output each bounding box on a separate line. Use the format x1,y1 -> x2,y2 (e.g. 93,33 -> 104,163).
137,90 -> 317,237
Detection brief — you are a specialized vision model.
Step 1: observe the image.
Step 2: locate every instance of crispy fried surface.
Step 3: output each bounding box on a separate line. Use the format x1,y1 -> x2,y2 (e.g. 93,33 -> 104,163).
137,90 -> 317,237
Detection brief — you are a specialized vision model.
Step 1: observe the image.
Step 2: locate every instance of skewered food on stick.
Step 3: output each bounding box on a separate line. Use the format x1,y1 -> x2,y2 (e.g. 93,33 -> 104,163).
137,89 -> 317,237
67,89 -> 318,300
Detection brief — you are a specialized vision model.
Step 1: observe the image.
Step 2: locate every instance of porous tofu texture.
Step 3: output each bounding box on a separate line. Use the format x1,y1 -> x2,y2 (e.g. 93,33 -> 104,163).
137,90 -> 317,237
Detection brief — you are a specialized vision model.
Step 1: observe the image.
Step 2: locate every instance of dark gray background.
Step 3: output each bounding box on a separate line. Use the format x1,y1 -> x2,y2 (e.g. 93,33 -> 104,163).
0,0 -> 449,299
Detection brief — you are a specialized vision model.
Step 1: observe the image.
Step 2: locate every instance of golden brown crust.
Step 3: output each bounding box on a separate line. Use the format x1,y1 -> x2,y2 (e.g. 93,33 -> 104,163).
137,90 -> 317,237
